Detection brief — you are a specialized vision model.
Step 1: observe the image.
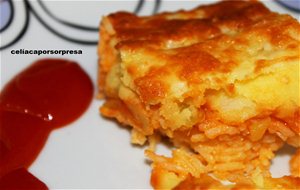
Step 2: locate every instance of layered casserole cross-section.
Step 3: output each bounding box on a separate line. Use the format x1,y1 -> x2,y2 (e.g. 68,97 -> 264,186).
98,1 -> 300,189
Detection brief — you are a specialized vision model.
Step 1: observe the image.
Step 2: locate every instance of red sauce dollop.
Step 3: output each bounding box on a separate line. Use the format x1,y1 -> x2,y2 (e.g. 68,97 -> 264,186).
0,59 -> 93,189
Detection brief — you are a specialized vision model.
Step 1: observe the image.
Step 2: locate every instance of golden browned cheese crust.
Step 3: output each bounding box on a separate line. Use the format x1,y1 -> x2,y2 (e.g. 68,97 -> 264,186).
98,0 -> 271,96
98,0 -> 300,189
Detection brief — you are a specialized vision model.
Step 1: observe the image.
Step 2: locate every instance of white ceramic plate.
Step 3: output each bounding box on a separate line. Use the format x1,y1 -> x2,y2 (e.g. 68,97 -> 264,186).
1,1 -> 299,189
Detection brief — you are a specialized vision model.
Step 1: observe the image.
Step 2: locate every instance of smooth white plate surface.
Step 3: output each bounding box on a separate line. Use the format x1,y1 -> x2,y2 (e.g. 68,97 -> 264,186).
1,1 -> 299,189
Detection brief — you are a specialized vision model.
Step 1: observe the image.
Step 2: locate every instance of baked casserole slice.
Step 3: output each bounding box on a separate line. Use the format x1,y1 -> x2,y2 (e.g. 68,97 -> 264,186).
98,1 -> 300,189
